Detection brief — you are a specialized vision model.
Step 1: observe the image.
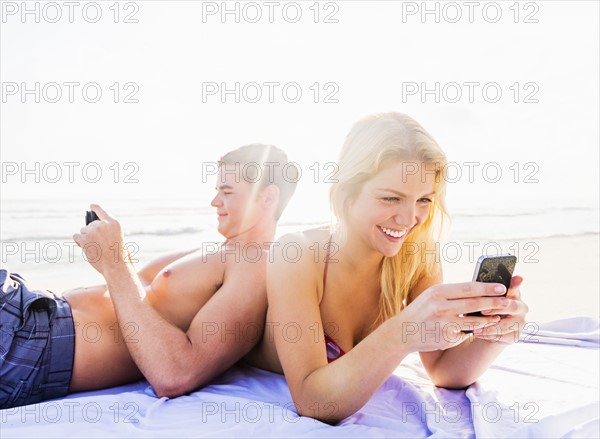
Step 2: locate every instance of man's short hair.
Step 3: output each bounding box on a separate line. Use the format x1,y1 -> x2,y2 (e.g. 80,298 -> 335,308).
218,143 -> 299,220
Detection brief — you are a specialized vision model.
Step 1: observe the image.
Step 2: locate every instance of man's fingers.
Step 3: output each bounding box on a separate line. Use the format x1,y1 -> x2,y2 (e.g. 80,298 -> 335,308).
73,233 -> 82,247
90,203 -> 112,221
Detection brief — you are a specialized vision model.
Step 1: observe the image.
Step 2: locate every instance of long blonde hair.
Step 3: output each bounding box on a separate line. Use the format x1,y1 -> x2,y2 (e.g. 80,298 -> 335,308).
329,112 -> 449,325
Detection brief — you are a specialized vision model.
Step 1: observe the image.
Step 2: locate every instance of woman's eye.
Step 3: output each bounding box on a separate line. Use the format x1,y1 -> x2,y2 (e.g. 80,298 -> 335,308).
381,197 -> 432,204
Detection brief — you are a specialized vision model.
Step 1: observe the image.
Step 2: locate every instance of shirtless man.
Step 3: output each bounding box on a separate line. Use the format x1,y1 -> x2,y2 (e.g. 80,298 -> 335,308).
0,143 -> 298,409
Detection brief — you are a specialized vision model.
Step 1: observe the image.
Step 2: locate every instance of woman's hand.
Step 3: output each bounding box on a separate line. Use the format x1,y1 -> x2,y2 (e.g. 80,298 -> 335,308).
395,281 -> 510,353
473,276 -> 528,344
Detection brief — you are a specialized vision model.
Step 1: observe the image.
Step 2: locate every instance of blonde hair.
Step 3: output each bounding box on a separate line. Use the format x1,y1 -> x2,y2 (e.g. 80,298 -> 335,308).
329,112 -> 449,326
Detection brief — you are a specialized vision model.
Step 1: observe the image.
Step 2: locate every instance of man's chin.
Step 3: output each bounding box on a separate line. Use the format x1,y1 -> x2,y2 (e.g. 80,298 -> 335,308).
218,225 -> 241,241
216,224 -> 229,237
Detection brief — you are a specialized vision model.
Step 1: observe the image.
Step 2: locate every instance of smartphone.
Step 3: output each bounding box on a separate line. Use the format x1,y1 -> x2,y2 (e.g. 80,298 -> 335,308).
85,210 -> 99,225
466,254 -> 517,317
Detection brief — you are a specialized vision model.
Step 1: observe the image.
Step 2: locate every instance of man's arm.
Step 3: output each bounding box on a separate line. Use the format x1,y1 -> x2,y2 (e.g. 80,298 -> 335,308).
105,258 -> 267,397
74,204 -> 268,397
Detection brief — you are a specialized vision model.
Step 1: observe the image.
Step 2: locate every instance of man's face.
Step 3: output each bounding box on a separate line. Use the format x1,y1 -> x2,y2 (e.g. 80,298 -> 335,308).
210,164 -> 266,239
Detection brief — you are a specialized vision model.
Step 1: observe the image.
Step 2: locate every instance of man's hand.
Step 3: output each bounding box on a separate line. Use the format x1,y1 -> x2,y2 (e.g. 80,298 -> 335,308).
73,203 -> 130,275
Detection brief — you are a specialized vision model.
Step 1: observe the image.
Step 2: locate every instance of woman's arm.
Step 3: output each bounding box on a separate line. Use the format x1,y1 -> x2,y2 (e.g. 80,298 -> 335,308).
412,264 -> 528,388
268,234 -> 411,423
268,234 -> 506,423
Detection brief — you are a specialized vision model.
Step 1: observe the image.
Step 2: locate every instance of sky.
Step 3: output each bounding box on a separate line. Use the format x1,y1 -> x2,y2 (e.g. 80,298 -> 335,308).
1,1 -> 599,225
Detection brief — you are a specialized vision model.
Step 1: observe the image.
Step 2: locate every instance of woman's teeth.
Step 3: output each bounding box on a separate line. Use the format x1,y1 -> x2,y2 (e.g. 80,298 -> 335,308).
380,226 -> 406,239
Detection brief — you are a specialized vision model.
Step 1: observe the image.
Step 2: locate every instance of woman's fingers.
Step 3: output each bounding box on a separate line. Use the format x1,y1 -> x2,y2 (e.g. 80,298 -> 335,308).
480,298 -> 528,316
479,275 -> 528,316
458,314 -> 501,330
439,282 -> 507,300
508,275 -> 524,291
406,280 -> 527,350
473,316 -> 525,342
444,276 -> 525,316
473,330 -> 520,344
450,296 -> 510,315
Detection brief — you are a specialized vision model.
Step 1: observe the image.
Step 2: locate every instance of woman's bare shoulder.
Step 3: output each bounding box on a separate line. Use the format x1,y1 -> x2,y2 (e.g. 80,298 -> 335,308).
275,227 -> 332,259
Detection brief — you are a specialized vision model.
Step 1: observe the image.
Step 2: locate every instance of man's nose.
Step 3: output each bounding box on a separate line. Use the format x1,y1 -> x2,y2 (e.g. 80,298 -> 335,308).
211,194 -> 222,207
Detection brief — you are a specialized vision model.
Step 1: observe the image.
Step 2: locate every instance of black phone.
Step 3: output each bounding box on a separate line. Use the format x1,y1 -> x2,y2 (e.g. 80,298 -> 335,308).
466,254 -> 517,317
85,210 -> 99,225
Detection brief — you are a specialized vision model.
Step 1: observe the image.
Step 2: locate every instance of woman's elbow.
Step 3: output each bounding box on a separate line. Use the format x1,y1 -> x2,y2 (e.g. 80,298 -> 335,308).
294,400 -> 346,425
289,373 -> 353,423
291,387 -> 348,424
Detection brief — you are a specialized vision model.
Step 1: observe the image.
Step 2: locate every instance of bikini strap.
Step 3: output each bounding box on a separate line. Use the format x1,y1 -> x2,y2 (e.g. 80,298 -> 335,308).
322,234 -> 333,292
322,234 -> 347,361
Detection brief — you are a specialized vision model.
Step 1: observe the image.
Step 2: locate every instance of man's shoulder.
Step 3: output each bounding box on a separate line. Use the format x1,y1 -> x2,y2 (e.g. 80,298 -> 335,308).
168,245 -> 225,266
210,241 -> 269,278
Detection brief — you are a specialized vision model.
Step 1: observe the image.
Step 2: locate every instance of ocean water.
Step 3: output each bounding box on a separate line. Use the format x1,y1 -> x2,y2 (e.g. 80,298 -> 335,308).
1,197 -> 598,279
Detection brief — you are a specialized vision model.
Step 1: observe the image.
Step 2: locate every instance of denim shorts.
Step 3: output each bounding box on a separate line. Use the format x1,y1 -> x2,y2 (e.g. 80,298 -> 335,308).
0,269 -> 75,409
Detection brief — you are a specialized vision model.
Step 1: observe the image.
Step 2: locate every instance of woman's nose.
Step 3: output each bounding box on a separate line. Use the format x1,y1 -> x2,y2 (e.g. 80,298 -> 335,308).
394,204 -> 417,228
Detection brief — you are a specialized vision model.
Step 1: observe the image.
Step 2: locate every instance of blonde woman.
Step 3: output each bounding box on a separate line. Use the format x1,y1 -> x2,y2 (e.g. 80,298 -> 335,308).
246,112 -> 528,423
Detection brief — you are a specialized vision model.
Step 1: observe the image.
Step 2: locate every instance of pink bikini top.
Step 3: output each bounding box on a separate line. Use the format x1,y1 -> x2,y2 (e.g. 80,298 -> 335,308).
323,236 -> 346,362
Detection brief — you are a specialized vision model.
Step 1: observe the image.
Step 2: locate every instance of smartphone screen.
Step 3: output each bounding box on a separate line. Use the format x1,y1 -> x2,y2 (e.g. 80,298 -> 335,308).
472,254 -> 517,291
466,254 -> 517,317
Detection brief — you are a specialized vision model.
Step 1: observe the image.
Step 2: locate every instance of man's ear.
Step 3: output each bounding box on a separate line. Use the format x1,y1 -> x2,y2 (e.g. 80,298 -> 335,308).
261,184 -> 280,205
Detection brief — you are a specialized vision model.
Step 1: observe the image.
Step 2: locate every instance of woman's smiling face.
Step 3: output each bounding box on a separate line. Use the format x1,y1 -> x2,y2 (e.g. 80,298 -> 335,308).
347,160 -> 437,258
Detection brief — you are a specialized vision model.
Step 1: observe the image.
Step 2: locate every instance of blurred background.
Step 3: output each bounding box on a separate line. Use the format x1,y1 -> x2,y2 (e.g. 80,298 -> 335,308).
1,1 -> 598,323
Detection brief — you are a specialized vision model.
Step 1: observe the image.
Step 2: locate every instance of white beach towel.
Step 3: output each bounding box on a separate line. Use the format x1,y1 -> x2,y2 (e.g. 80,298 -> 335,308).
2,317 -> 598,438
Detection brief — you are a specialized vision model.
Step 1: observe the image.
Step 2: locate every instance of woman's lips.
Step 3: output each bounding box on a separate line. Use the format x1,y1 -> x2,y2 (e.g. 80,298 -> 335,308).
377,225 -> 407,241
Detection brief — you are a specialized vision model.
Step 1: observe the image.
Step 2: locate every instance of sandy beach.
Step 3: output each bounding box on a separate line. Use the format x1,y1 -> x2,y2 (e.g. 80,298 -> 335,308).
11,234 -> 600,327
441,234 -> 600,325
